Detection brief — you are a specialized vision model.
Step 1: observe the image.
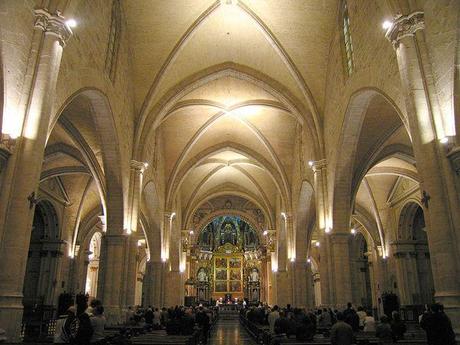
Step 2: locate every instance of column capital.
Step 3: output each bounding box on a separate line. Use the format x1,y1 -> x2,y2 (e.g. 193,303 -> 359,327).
385,11 -> 424,48
310,159 -> 327,172
130,160 -> 149,173
34,9 -> 73,47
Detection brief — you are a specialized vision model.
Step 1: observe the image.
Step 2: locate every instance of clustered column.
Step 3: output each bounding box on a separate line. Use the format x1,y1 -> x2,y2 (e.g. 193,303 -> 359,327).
386,10 -> 460,330
0,9 -> 72,341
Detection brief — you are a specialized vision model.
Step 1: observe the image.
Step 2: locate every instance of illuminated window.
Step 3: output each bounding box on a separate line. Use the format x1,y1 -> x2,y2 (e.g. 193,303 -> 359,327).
105,0 -> 121,82
341,0 -> 354,77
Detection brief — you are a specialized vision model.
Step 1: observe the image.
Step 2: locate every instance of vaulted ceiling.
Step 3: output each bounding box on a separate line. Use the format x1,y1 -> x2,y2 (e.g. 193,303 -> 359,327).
125,0 -> 338,223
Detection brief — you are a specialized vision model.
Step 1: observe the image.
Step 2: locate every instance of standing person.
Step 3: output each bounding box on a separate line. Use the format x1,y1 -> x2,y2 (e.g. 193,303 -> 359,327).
420,303 -> 456,345
390,311 -> 406,341
330,312 -> 353,345
376,315 -> 393,345
363,310 -> 376,332
153,308 -> 161,329
90,305 -> 106,344
74,294 -> 93,345
343,303 -> 360,332
195,306 -> 210,344
268,305 -> 280,334
53,306 -> 77,343
356,307 -> 366,330
144,307 -> 154,328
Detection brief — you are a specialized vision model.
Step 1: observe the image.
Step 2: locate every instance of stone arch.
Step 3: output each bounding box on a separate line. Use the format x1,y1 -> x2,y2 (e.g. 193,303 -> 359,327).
142,180 -> 162,261
185,188 -> 274,231
349,232 -> 373,308
51,88 -> 124,235
194,210 -> 264,242
135,62 -> 323,161
85,231 -> 102,298
295,181 -> 315,259
23,200 -> 60,308
333,88 -> 407,232
398,200 -> 424,241
396,201 -> 435,305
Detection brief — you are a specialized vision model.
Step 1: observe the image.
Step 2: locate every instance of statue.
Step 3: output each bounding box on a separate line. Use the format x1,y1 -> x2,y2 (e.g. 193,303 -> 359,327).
222,223 -> 236,245
197,268 -> 207,282
249,268 -> 259,282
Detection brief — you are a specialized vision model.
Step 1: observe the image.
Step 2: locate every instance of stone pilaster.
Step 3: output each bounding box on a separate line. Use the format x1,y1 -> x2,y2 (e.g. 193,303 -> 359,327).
143,261 -> 165,307
123,236 -> 139,307
98,235 -> 126,323
0,9 -> 72,341
329,233 -> 352,307
126,161 -> 148,234
386,11 -> 460,331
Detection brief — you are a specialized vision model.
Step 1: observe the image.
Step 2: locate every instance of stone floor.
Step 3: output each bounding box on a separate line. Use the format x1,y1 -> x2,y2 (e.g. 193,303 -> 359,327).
208,313 -> 257,345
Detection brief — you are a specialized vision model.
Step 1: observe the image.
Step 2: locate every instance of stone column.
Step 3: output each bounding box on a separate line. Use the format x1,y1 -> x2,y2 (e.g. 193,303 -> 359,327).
0,9 -> 72,341
127,161 -> 148,234
98,234 -> 127,323
292,260 -> 309,308
386,11 -> 460,329
163,213 -> 183,306
144,261 -> 165,307
329,233 -> 353,307
123,236 -> 139,307
311,160 -> 332,306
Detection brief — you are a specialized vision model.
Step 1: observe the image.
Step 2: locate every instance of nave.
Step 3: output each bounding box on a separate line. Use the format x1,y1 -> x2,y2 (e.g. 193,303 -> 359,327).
0,0 -> 459,343
208,311 -> 257,345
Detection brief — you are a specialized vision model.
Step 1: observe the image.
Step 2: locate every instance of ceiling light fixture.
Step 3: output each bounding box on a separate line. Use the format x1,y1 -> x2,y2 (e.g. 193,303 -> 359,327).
66,19 -> 77,28
382,20 -> 393,30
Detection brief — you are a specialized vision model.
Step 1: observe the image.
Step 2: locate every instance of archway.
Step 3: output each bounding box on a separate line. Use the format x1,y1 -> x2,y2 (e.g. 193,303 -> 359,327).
23,200 -> 60,318
349,232 -> 372,310
396,202 -> 434,305
85,231 -> 102,298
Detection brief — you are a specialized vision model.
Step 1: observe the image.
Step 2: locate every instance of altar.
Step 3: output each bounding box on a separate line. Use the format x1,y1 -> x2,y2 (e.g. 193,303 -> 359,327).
188,215 -> 264,305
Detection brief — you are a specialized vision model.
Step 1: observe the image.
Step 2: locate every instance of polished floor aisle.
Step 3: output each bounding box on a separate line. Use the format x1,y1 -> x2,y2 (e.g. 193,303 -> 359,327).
208,313 -> 257,345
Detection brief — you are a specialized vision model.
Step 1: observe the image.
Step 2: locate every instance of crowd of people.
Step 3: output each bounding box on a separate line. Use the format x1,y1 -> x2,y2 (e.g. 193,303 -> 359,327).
125,304 -> 216,342
53,295 -> 217,345
53,295 -> 106,344
241,302 -> 457,345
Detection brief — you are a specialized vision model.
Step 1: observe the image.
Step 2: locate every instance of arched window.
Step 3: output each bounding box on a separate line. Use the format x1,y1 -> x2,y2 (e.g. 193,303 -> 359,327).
105,0 -> 121,82
341,0 -> 354,77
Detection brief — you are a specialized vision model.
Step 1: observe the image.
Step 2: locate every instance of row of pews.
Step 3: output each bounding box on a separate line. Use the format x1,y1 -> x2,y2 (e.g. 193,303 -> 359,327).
240,314 -> 428,345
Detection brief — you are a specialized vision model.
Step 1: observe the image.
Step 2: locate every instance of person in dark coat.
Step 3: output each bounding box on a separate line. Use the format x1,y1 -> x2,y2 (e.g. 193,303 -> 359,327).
330,312 -> 354,345
420,303 -> 456,345
390,311 -> 406,341
343,303 -> 360,332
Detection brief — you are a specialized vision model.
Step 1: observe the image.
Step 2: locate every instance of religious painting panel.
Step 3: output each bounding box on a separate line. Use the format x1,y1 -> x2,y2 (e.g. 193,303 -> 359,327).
215,281 -> 227,292
230,281 -> 241,292
215,268 -> 227,281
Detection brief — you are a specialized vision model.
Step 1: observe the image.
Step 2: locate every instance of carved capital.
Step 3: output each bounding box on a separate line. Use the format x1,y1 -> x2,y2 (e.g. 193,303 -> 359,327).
311,159 -> 327,172
385,11 -> 424,48
34,9 -> 73,47
130,160 -> 149,173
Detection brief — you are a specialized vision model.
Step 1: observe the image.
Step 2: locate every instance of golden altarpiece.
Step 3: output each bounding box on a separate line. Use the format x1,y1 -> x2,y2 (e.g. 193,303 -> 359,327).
185,215 -> 268,304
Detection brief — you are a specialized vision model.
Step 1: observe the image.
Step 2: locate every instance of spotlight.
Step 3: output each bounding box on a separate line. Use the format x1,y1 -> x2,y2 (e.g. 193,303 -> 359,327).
315,241 -> 320,247
325,227 -> 331,233
382,20 -> 392,30
66,19 -> 77,28
351,228 -> 356,235
308,161 -> 314,167
189,230 -> 194,235
263,230 -> 268,236
440,137 -> 449,144
307,258 -> 311,263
